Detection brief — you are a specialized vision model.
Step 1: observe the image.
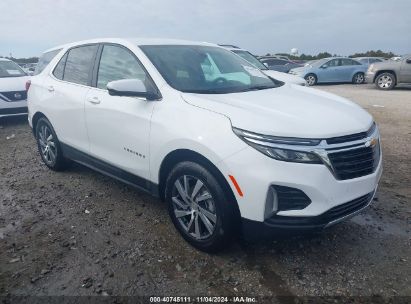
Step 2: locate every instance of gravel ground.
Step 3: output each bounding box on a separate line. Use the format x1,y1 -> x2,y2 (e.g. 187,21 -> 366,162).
0,84 -> 410,301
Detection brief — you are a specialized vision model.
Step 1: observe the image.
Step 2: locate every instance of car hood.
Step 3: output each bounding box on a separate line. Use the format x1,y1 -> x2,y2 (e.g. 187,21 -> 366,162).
0,76 -> 30,92
181,84 -> 373,138
263,70 -> 305,85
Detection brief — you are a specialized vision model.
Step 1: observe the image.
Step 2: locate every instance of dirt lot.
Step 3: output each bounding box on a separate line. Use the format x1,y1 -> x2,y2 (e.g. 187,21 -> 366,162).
0,84 -> 410,301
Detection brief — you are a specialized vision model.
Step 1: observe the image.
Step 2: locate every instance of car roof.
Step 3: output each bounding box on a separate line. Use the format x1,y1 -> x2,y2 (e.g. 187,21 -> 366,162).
42,38 -> 218,54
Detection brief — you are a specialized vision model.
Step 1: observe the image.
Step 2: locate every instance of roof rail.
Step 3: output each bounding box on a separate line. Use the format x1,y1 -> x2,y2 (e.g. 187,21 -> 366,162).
218,44 -> 240,49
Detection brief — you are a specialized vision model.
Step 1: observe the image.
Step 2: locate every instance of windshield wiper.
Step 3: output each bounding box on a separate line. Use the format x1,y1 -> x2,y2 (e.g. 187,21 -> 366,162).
241,85 -> 274,92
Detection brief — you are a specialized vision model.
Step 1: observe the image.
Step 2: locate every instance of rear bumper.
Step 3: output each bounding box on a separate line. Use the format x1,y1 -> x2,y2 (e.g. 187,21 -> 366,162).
242,190 -> 375,240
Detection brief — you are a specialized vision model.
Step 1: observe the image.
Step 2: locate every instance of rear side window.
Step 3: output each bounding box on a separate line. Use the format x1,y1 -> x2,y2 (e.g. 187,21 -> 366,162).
53,53 -> 67,80
63,45 -> 98,86
34,49 -> 61,75
97,45 -> 147,89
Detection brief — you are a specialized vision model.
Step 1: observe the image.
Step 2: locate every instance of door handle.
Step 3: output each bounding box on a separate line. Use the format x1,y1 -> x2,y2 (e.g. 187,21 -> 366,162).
47,86 -> 54,92
87,97 -> 101,104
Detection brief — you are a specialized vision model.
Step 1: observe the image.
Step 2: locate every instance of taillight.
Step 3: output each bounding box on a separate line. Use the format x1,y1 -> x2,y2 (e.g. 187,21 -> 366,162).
25,80 -> 31,91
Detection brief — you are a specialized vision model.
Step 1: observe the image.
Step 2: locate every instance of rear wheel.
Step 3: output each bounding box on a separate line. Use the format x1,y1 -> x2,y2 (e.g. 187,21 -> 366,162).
165,161 -> 236,252
375,72 -> 396,90
352,72 -> 365,84
305,74 -> 317,86
35,117 -> 69,171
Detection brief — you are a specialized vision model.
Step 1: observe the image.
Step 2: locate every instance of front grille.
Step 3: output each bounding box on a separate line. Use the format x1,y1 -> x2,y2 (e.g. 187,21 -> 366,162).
328,142 -> 380,180
0,91 -> 27,102
265,191 -> 374,228
324,192 -> 373,220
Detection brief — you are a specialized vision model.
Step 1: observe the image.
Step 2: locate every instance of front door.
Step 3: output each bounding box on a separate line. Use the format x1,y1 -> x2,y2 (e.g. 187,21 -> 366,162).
399,56 -> 411,83
85,44 -> 156,183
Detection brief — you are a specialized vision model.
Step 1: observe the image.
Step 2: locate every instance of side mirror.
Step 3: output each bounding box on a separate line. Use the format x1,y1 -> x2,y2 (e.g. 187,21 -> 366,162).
320,65 -> 328,69
107,79 -> 160,100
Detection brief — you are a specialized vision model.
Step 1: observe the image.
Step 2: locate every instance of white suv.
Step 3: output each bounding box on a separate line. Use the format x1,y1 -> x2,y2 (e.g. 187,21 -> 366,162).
28,38 -> 382,252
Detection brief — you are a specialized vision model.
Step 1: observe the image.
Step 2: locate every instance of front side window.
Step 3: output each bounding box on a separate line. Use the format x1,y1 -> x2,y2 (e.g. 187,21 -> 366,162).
63,45 -> 98,86
35,49 -> 61,75
141,45 -> 280,94
0,60 -> 26,78
97,45 -> 147,89
324,59 -> 340,67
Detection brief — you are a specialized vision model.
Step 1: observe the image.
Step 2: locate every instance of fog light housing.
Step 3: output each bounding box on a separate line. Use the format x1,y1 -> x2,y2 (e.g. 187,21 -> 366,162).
265,185 -> 311,219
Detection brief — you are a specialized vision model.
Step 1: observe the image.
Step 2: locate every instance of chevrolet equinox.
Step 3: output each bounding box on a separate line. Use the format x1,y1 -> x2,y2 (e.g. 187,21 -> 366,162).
28,38 -> 382,252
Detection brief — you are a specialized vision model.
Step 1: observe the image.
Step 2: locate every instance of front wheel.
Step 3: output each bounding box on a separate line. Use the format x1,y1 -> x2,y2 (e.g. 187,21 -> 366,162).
375,72 -> 396,90
352,72 -> 365,84
305,74 -> 317,86
165,162 -> 236,252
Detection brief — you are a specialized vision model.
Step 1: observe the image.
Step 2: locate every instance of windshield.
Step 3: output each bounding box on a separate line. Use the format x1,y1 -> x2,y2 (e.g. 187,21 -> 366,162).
232,50 -> 268,70
0,61 -> 26,78
140,45 -> 280,94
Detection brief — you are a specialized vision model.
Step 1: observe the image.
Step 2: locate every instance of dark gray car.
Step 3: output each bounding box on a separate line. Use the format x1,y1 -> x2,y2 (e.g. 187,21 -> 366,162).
259,58 -> 303,73
365,54 -> 411,90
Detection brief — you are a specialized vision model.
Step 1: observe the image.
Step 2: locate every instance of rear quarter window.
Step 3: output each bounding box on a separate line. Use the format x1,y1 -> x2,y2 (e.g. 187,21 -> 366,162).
62,45 -> 98,86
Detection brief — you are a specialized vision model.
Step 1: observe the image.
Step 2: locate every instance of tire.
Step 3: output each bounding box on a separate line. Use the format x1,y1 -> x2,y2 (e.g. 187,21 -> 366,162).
352,72 -> 365,84
35,117 -> 70,171
375,72 -> 396,90
305,74 -> 317,86
165,161 -> 236,252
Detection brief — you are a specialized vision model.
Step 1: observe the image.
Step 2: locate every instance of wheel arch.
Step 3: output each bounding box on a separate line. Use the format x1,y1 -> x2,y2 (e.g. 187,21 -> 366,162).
31,112 -> 49,137
374,70 -> 397,84
157,149 -> 241,221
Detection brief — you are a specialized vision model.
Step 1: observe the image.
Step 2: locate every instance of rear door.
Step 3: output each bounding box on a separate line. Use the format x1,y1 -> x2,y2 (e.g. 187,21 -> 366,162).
340,58 -> 359,81
44,44 -> 99,151
84,43 -> 156,182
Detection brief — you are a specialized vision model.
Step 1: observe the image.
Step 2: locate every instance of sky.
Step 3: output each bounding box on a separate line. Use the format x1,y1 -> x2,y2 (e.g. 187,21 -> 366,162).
1,0 -> 410,58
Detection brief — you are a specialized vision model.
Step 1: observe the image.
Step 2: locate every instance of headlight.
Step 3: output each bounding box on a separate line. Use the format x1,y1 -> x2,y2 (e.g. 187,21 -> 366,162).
233,128 -> 322,164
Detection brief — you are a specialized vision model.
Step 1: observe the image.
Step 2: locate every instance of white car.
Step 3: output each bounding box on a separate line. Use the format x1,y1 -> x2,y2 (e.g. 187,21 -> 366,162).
0,58 -> 30,117
28,38 -> 382,252
220,45 -> 306,86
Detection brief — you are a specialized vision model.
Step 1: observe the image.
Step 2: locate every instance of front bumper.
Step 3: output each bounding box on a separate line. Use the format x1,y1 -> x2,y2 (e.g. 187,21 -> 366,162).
365,71 -> 375,83
219,139 -> 382,223
241,190 -> 375,239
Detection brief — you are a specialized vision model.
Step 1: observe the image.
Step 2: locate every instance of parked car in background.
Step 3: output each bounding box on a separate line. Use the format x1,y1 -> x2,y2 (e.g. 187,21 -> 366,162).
220,45 -> 306,86
28,38 -> 381,251
366,54 -> 411,90
259,57 -> 303,73
289,57 -> 367,86
0,58 -> 30,117
353,57 -> 385,68
21,63 -> 38,75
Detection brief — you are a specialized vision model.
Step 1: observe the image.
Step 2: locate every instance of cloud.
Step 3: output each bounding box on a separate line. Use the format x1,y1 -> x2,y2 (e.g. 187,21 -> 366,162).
0,0 -> 410,57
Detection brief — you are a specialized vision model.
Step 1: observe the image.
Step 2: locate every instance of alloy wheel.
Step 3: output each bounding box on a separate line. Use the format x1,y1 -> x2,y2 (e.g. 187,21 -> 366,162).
38,124 -> 57,165
306,75 -> 316,86
354,73 -> 364,84
171,175 -> 217,240
378,75 -> 393,89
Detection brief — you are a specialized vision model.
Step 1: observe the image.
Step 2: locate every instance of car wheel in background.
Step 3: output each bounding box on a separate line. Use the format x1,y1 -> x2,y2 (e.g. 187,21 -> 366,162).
35,117 -> 70,171
375,72 -> 396,90
352,72 -> 365,84
165,161 -> 236,252
305,74 -> 317,86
